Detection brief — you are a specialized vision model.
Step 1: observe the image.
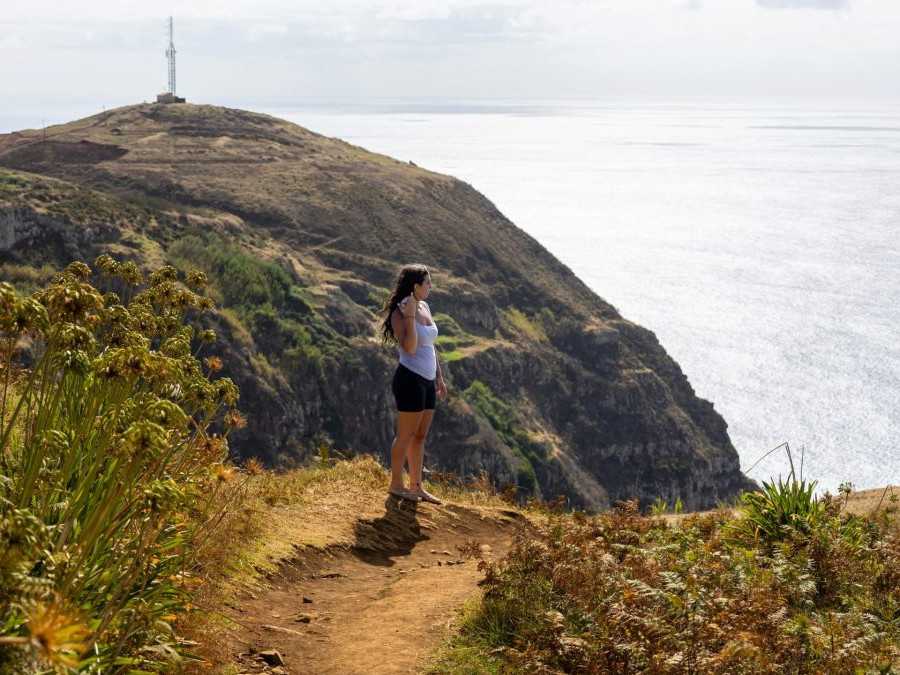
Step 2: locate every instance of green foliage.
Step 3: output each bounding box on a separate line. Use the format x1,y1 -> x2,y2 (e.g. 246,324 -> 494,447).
168,232 -> 341,369
168,233 -> 294,311
0,257 -> 243,672
435,334 -> 476,363
462,380 -> 549,495
433,313 -> 479,362
729,476 -> 825,545
650,496 -> 685,516
501,307 -> 548,342
446,498 -> 900,673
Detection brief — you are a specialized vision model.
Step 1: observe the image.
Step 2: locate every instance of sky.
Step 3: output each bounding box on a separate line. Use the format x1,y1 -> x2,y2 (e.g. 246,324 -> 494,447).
2,0 -> 900,115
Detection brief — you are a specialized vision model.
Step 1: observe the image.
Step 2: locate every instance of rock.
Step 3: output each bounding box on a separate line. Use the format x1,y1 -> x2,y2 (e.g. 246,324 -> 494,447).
294,614 -> 313,623
258,650 -> 285,666
262,624 -> 305,637
302,596 -> 313,603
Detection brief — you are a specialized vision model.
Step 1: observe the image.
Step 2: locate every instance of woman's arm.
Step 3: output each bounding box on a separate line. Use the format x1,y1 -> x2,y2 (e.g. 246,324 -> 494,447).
391,302 -> 418,354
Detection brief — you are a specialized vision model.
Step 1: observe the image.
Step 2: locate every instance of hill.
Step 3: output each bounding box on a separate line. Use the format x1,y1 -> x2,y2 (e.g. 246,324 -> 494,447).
0,101 -> 756,510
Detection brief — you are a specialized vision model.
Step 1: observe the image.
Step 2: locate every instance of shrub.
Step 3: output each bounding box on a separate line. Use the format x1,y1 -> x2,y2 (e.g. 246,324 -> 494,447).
0,257 -> 242,672
728,476 -> 825,546
448,495 -> 900,673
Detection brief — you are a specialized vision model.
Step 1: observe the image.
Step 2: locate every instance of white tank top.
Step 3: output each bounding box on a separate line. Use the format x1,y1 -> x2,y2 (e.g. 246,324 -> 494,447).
398,311 -> 439,380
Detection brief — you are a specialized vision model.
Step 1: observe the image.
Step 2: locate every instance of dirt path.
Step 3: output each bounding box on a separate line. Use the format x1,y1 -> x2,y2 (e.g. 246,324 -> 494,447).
222,497 -> 529,675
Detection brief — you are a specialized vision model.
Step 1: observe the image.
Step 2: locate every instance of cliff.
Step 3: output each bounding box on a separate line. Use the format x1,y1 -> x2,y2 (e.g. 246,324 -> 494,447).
0,102 -> 757,511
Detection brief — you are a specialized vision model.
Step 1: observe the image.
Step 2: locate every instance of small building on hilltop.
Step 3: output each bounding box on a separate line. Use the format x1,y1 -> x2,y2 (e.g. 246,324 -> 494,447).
156,92 -> 186,104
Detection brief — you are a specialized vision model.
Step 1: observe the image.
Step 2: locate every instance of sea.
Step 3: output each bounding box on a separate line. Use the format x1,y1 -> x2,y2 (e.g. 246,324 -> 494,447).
4,99 -> 899,495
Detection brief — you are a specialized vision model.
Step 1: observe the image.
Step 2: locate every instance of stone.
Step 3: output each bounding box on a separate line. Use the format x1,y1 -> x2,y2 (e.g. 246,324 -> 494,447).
262,624 -> 305,637
258,650 -> 284,666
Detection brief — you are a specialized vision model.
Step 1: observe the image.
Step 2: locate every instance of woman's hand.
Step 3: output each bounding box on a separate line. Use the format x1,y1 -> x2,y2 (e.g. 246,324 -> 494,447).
436,377 -> 447,400
399,293 -> 417,318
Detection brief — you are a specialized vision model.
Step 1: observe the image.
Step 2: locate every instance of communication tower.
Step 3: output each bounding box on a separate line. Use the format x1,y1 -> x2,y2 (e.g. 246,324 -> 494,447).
156,16 -> 186,103
166,16 -> 176,96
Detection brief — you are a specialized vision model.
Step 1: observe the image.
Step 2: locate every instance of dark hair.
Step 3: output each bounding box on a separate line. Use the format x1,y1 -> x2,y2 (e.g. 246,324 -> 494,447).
379,264 -> 430,346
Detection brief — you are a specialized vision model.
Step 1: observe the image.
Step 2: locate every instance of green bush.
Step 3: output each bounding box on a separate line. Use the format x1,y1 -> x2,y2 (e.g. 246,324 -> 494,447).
168,233 -> 294,311
728,476 -> 825,545
0,258 -> 242,672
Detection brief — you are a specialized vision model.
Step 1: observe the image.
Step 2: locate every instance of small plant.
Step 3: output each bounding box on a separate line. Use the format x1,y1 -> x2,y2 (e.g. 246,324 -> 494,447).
730,476 -> 824,544
650,496 -> 668,515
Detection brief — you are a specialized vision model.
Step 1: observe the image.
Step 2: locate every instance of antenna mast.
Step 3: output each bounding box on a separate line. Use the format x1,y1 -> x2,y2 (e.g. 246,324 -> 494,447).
165,16 -> 176,95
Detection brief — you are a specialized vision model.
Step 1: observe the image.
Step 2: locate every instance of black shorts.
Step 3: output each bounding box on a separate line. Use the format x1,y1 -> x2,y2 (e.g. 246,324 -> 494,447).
392,363 -> 436,412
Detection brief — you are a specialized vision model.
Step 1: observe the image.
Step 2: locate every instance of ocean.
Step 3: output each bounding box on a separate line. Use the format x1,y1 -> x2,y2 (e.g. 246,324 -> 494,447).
3,100 -> 898,494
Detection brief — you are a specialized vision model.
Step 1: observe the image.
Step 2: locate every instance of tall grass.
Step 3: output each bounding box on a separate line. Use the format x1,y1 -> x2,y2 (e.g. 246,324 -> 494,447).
0,257 -> 243,672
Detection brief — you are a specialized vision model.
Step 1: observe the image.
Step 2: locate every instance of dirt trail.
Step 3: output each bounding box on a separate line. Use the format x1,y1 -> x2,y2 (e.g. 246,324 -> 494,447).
223,497 -> 530,675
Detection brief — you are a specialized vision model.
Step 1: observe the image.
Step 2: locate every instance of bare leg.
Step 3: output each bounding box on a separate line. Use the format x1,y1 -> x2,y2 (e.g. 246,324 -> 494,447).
407,410 -> 441,503
391,411 -> 423,490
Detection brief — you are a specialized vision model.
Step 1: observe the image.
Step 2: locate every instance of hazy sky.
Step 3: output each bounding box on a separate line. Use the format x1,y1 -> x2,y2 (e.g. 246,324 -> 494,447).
3,0 -> 900,113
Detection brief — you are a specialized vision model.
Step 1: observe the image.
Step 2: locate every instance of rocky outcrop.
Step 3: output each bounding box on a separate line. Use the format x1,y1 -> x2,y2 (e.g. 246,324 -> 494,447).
0,207 -> 120,264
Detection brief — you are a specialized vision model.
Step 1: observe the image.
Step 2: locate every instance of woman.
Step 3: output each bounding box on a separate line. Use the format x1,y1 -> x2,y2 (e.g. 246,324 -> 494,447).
380,264 -> 447,504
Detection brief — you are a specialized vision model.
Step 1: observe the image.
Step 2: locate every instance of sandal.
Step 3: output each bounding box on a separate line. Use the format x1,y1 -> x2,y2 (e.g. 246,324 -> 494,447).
412,489 -> 442,505
389,487 -> 421,501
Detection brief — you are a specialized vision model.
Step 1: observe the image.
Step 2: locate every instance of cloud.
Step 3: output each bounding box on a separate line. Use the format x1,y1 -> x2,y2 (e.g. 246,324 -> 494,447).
756,0 -> 849,9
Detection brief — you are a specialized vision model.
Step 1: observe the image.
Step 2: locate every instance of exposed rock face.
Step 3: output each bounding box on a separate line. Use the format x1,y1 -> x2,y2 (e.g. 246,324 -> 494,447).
0,207 -> 119,262
0,103 -> 758,511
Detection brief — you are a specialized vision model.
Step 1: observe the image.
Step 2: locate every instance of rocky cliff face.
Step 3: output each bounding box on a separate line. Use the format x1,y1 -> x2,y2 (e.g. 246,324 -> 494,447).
0,103 -> 757,511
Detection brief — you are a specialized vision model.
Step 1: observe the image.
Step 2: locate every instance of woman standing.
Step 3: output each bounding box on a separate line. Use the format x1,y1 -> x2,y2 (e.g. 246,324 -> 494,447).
380,264 -> 447,503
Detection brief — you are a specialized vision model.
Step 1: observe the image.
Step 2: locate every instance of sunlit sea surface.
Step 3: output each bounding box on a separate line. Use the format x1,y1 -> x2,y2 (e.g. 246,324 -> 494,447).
5,100 -> 898,494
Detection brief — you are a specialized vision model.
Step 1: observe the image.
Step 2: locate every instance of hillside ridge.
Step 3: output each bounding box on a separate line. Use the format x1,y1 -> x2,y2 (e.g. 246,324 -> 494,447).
0,101 -> 756,511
